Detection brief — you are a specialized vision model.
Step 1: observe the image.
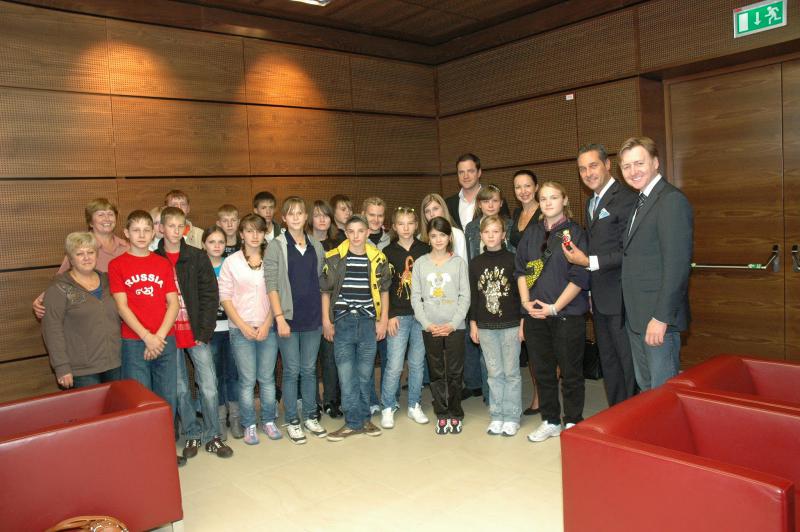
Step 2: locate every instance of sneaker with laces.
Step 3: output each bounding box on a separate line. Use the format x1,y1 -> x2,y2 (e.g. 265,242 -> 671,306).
262,421 -> 283,440
244,424 -> 260,445
450,419 -> 462,434
183,438 -> 201,459
407,404 -> 429,424
363,420 -> 382,437
205,437 -> 233,458
327,424 -> 363,442
286,422 -> 307,445
380,407 -> 395,429
527,420 -> 562,442
435,418 -> 450,435
487,420 -> 504,435
304,418 -> 328,438
501,422 -> 520,437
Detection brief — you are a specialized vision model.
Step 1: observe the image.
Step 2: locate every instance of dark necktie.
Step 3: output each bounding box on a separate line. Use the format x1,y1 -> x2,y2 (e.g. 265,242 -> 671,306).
629,193 -> 647,235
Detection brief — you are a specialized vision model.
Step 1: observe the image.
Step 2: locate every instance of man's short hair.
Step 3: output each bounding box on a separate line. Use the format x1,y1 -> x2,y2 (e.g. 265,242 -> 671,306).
126,209 -> 154,229
217,204 -> 239,218
164,189 -> 189,205
362,197 -> 385,212
160,206 -> 186,225
618,137 -> 659,160
578,144 -> 609,162
253,191 -> 276,208
456,153 -> 481,170
345,214 -> 369,229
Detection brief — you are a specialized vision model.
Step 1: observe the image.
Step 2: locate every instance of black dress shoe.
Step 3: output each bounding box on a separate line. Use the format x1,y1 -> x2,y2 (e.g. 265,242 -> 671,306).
523,407 -> 541,416
177,456 -> 187,468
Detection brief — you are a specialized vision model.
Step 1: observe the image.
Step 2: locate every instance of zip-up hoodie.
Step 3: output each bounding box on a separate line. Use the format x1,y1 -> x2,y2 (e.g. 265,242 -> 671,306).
320,239 -> 391,322
411,253 -> 470,331
264,232 -> 325,321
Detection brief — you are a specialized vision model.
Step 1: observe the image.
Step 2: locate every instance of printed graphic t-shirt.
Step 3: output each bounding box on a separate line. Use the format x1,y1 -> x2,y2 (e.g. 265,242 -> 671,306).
166,251 -> 196,349
108,252 -> 177,340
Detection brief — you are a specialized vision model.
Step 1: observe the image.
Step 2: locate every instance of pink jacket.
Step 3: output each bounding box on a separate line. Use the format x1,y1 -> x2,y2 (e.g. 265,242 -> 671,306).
217,250 -> 270,328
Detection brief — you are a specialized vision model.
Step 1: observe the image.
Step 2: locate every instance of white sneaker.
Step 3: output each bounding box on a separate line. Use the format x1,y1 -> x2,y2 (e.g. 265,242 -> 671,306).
564,422 -> 576,430
286,423 -> 307,445
527,421 -> 562,442
380,407 -> 395,429
303,418 -> 328,438
486,420 -> 503,435
501,422 -> 520,437
407,404 -> 429,424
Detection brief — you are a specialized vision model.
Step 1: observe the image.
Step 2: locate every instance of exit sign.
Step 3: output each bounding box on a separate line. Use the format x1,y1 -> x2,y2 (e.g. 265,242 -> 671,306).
734,0 -> 787,38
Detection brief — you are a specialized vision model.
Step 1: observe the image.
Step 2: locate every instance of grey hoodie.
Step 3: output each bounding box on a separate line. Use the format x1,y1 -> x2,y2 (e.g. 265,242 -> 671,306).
411,253 -> 470,331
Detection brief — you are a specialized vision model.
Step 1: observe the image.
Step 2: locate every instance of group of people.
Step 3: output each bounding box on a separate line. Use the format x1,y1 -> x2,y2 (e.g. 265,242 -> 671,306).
36,135 -> 694,466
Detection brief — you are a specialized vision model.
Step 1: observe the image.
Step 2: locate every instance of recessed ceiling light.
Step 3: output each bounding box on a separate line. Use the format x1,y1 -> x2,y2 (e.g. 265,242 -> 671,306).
291,0 -> 334,6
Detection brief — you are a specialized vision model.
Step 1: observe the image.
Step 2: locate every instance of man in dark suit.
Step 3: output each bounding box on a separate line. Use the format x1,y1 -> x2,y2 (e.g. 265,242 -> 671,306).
444,153 -> 509,230
562,144 -> 637,406
618,136 -> 693,391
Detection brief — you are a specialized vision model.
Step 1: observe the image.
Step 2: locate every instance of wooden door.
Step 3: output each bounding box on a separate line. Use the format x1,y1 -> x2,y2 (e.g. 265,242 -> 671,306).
783,60 -> 800,362
668,64 -> 785,366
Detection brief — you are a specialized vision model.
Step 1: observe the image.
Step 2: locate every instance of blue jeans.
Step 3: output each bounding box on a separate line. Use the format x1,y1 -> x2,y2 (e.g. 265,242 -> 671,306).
176,342 -> 221,443
479,327 -> 522,422
381,315 -> 425,409
463,335 -> 489,397
229,327 -> 279,428
121,336 -> 177,418
278,328 -> 322,423
71,366 -> 121,389
334,313 -> 377,429
626,322 -> 681,391
211,331 -> 239,406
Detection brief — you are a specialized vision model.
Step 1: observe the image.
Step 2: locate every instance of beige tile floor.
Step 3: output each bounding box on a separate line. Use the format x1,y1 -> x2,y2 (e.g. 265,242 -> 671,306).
163,374 -> 610,532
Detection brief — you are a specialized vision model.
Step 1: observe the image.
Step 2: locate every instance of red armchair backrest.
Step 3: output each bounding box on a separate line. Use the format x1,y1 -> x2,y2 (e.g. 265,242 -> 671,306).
745,358 -> 800,404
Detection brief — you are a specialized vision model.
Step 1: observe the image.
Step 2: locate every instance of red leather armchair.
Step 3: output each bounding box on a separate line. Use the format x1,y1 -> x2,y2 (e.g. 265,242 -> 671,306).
561,387 -> 798,532
667,354 -> 800,410
0,380 -> 183,532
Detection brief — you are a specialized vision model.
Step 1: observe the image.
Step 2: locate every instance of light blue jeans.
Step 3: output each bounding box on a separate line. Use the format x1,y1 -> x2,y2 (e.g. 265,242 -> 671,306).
626,323 -> 681,391
121,336 -> 177,417
381,315 -> 425,409
176,342 -> 221,443
479,327 -> 522,423
334,313 -> 377,429
278,328 -> 322,424
229,327 -> 279,428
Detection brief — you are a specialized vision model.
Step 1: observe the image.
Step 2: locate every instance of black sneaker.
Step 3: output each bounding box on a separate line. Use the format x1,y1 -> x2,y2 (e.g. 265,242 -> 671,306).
177,455 -> 187,467
450,419 -> 462,434
324,402 -> 343,419
205,437 -> 233,458
183,438 -> 201,459
435,418 -> 450,435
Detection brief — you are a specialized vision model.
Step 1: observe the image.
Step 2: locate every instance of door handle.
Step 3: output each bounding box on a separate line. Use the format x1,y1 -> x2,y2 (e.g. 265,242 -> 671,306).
691,245 -> 780,272
792,245 -> 800,272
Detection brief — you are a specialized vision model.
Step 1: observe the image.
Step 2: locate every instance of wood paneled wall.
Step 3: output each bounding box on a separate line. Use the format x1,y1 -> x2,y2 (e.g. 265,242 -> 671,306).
0,0 -> 438,402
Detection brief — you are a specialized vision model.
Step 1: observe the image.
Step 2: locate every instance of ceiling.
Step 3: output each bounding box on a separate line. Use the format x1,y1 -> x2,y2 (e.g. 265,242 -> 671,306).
182,0 -> 566,46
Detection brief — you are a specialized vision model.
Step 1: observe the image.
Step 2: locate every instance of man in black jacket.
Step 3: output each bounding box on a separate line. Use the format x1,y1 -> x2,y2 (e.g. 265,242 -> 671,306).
157,207 -> 232,459
563,144 -> 637,406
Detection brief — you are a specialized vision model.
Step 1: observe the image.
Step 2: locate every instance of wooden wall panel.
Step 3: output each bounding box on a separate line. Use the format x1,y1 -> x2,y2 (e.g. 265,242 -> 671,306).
0,2 -> 109,93
351,56 -> 436,116
116,178 -> 253,233
437,10 -> 637,115
353,115 -> 438,175
0,180 -> 119,270
782,59 -> 800,361
248,107 -> 355,175
244,40 -> 351,109
576,78 -> 640,154
0,269 -> 55,363
113,97 -> 250,176
251,176 -> 442,219
107,20 -> 246,102
639,0 -> 800,72
0,357 -> 58,403
0,88 -> 115,177
438,93 -> 577,171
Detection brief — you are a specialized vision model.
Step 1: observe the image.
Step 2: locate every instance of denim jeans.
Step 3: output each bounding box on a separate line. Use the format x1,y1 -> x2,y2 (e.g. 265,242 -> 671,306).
229,327 -> 279,428
381,315 -> 425,409
71,366 -> 121,389
319,337 -> 340,405
121,336 -> 178,418
479,327 -> 522,422
176,342 -> 221,443
278,328 -> 322,423
626,322 -> 681,391
334,313 -> 377,429
211,330 -> 239,406
463,335 -> 489,397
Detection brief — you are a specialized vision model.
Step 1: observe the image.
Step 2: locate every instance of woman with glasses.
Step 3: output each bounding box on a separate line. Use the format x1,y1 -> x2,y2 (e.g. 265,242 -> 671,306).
514,181 -> 590,444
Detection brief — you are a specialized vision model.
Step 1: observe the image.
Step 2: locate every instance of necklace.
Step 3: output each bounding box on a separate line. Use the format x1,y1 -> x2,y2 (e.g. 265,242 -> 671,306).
243,250 -> 262,270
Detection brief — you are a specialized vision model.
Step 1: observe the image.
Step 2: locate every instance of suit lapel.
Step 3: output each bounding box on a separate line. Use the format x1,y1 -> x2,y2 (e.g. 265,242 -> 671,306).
625,178 -> 667,247
589,181 -> 617,229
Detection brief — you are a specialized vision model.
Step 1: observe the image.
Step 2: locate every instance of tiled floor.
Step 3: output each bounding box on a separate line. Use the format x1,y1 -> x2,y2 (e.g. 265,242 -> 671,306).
164,375 -> 610,531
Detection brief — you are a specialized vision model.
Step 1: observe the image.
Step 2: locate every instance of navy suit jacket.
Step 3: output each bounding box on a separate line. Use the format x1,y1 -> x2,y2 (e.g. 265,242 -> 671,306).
586,180 -> 638,316
621,177 -> 693,334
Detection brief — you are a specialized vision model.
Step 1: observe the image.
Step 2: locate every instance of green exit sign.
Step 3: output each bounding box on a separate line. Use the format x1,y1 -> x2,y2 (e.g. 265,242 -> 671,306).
734,0 -> 787,38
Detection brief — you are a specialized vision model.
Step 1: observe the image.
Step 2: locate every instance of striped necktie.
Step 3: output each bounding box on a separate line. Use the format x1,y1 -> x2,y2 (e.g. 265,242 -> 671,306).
588,195 -> 597,221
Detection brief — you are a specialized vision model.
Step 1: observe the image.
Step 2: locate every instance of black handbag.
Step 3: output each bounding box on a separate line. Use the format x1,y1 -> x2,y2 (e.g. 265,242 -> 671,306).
583,340 -> 603,380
